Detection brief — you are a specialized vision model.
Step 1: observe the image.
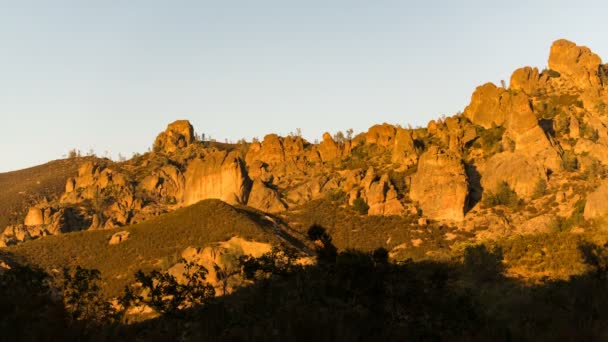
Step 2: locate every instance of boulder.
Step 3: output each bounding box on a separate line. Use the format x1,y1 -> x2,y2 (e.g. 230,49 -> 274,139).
109,231 -> 130,245
246,179 -> 287,213
24,207 -> 44,226
366,123 -> 396,147
153,120 -> 195,153
548,39 -> 602,90
510,66 -> 546,94
245,134 -> 285,165
318,132 -> 340,162
391,127 -> 417,166
463,83 -> 508,128
409,147 -> 468,221
584,180 -> 608,220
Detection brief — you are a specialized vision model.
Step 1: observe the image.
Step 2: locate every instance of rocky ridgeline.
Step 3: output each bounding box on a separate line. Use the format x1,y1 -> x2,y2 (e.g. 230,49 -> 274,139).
4,39 -> 608,246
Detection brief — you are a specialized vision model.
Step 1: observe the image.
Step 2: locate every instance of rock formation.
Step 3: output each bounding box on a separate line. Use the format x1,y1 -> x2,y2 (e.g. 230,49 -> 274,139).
410,147 -> 468,221
153,120 -> 195,153
183,151 -> 252,206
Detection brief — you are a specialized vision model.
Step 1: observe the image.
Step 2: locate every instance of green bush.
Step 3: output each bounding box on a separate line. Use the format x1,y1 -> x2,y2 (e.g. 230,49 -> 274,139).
561,150 -> 579,171
532,178 -> 548,199
352,198 -> 370,215
482,182 -> 520,209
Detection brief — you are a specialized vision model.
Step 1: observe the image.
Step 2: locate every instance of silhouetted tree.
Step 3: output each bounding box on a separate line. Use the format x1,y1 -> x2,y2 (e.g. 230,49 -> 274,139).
307,224 -> 337,263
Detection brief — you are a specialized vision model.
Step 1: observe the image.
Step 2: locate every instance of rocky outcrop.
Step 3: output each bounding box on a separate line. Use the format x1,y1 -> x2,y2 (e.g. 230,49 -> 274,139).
318,133 -> 340,162
140,164 -> 185,202
548,39 -> 602,90
153,120 -> 195,153
365,174 -> 404,216
503,94 -> 562,171
109,231 -> 130,245
366,124 -> 396,147
24,207 -> 45,226
463,83 -> 509,128
246,179 -> 287,213
409,147 -> 468,221
245,134 -> 286,165
510,67 -> 547,94
478,152 -> 546,198
584,180 -> 608,220
391,127 -> 417,166
169,237 -> 272,295
182,151 -> 252,206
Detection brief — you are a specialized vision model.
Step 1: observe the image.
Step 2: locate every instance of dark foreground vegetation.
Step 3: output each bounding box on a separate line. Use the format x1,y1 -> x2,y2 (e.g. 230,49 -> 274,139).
3,226 -> 608,341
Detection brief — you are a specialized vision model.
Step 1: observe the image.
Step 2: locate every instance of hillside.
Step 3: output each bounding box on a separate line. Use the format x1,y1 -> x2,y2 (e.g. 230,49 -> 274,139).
0,158 -> 94,231
3,39 -> 608,282
3,199 -> 286,296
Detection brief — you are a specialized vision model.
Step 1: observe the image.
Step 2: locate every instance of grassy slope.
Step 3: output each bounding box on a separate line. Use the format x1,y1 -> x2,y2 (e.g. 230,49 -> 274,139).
4,199 -> 281,296
0,158 -> 93,231
285,199 -> 475,260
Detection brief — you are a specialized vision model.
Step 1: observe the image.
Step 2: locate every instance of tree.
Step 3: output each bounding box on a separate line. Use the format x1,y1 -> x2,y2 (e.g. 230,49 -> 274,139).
346,128 -> 354,141
62,266 -> 116,324
307,224 -> 337,263
122,260 -> 215,317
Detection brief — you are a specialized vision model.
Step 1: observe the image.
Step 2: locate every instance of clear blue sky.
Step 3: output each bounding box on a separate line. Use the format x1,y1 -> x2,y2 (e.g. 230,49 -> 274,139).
2,0 -> 608,172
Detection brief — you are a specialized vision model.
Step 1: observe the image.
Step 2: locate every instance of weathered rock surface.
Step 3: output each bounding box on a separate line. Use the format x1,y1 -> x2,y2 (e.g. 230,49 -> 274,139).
584,180 -> 608,220
478,152 -> 546,198
153,120 -> 195,153
510,67 -> 547,94
391,127 -> 417,166
109,231 -> 130,245
548,39 -> 602,90
409,147 -> 468,221
246,179 -> 287,213
463,83 -> 508,128
183,151 -> 252,206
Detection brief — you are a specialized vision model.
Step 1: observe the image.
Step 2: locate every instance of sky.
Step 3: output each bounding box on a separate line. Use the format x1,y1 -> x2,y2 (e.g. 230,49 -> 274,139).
1,0 -> 608,172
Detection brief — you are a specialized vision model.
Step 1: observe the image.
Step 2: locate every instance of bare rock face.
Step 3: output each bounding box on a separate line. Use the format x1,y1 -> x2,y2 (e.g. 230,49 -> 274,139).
318,132 -> 340,162
391,127 -> 417,166
140,164 -> 185,202
366,123 -> 396,147
109,231 -> 130,245
510,67 -> 547,94
584,180 -> 608,220
463,83 -> 508,128
409,147 -> 468,221
153,120 -> 195,153
246,179 -> 287,213
24,207 -> 44,226
182,151 -> 252,206
365,174 -> 404,216
548,39 -> 602,90
503,93 -> 562,171
245,134 -> 286,165
478,152 -> 546,199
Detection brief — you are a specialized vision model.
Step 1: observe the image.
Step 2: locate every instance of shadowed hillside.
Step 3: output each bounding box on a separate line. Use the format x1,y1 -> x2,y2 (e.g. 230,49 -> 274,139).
4,199 -> 290,296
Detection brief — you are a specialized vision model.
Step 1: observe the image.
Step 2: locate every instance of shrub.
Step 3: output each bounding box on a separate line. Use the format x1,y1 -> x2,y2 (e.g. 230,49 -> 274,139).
532,179 -> 548,199
352,198 -> 370,215
474,125 -> 505,155
482,182 -> 520,209
463,244 -> 504,281
122,260 -> 215,317
561,150 -> 579,171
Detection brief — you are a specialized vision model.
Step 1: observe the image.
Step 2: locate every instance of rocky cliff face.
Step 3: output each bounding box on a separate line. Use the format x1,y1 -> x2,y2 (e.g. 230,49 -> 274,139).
5,38 -> 608,247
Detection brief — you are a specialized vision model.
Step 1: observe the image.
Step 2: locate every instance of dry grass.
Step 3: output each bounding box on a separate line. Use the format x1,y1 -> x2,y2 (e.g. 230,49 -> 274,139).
0,158 -> 95,231
4,199 -> 282,296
